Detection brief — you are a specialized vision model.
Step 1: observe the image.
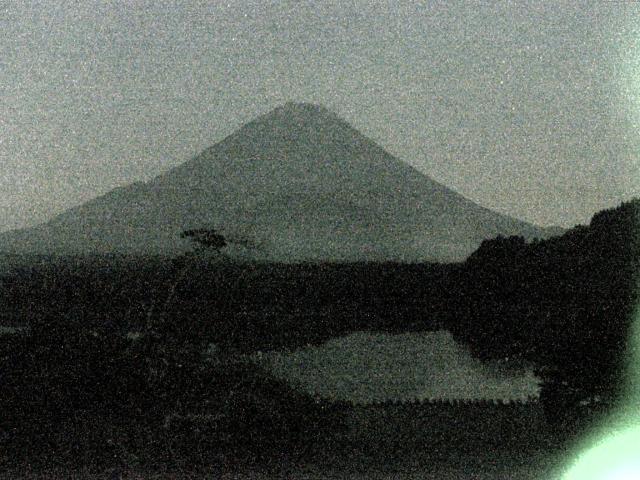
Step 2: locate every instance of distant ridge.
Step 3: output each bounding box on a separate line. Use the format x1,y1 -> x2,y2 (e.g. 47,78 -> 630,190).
0,102 -> 561,262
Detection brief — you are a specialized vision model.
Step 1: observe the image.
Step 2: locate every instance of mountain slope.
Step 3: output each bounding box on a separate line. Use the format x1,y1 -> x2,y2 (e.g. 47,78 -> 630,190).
0,102 -> 560,262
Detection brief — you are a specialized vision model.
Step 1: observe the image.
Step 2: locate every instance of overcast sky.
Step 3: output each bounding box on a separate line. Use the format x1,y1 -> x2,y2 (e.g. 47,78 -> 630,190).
2,0 -> 639,232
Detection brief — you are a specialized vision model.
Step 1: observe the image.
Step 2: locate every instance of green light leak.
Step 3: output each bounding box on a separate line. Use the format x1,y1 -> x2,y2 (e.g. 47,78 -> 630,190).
562,425 -> 640,480
557,10 -> 640,475
560,416 -> 640,480
559,278 -> 640,479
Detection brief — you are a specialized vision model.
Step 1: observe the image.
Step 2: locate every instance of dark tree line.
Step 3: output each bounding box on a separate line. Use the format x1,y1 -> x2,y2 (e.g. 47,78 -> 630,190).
447,199 -> 640,434
0,201 -> 638,469
0,228 -> 354,471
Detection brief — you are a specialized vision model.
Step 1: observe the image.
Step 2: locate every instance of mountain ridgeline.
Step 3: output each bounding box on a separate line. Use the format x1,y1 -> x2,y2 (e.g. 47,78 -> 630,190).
0,102 -> 559,262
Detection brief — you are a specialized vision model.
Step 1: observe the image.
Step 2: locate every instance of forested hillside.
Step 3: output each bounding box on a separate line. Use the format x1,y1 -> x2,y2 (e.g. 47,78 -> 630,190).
0,200 -> 636,471
447,198 -> 640,431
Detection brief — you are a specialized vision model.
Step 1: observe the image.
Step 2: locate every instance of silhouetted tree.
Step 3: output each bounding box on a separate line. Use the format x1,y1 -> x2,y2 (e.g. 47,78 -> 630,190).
140,227 -> 267,436
180,228 -> 227,251
466,234 -> 526,265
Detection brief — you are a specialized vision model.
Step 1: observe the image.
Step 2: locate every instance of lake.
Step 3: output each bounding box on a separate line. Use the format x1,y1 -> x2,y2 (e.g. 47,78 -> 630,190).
252,330 -> 540,404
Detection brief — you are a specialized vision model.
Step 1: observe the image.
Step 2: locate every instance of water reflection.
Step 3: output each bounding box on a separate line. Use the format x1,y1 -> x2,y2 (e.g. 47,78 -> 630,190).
253,330 -> 540,404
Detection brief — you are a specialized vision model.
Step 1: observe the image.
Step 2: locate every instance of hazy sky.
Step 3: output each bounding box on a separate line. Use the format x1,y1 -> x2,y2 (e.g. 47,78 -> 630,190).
2,0 -> 639,232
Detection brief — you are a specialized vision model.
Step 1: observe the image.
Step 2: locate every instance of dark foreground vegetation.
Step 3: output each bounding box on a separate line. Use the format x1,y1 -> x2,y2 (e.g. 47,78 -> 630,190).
0,257 -> 454,352
0,199 -> 637,473
450,199 -> 640,434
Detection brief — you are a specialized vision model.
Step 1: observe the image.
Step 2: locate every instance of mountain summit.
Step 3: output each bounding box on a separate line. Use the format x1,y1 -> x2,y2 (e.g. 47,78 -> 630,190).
0,102 -> 559,261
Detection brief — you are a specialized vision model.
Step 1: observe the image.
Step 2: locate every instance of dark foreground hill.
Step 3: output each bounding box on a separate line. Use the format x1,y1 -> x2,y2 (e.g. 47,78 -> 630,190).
0,102 -> 559,262
446,198 -> 640,433
0,200 -> 635,474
